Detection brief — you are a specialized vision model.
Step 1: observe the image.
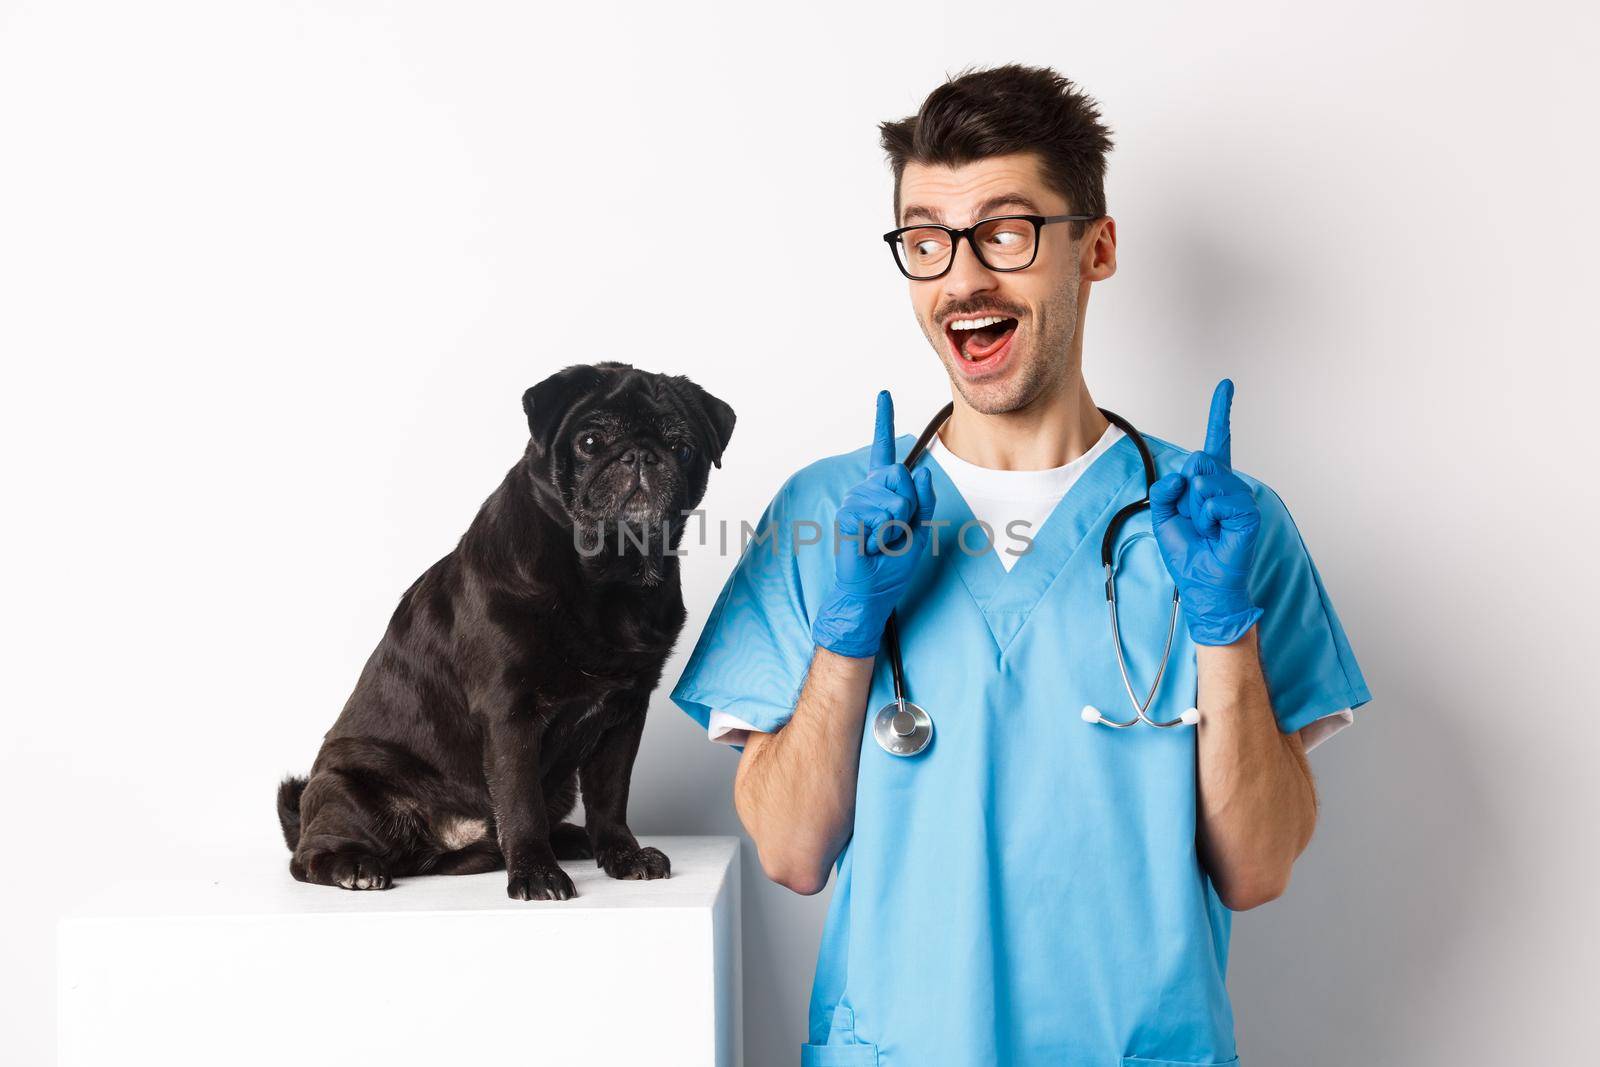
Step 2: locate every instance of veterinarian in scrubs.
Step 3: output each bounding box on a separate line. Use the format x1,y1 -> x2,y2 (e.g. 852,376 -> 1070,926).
671,65 -> 1370,1066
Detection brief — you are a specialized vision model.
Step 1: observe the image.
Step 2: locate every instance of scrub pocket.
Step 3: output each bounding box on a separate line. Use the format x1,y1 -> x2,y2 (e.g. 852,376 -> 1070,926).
1121,1057 -> 1240,1066
800,1004 -> 880,1066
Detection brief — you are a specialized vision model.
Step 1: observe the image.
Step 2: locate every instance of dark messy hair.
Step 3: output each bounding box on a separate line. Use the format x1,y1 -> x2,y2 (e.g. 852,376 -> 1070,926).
878,63 -> 1115,239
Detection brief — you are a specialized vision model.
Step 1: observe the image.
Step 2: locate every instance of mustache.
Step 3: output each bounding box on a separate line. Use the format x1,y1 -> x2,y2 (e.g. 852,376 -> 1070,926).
936,304 -> 1025,321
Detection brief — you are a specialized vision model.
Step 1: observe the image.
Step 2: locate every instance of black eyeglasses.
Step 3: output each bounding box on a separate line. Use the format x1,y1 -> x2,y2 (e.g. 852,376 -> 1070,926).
882,213 -> 1102,280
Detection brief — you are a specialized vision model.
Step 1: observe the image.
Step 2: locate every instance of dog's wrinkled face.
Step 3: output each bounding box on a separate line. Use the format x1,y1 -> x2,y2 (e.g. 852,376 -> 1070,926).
522,362 -> 735,555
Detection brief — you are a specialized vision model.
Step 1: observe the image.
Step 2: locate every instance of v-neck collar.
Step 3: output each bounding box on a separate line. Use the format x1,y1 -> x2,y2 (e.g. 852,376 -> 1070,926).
917,432 -> 1149,654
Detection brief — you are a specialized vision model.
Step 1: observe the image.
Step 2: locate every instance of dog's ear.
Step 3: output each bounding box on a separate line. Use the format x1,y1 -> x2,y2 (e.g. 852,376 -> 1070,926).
522,364 -> 605,452
666,376 -> 736,469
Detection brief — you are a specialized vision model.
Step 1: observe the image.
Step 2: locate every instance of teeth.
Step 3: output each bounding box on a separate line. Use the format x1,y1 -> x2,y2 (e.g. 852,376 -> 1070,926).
949,315 -> 1010,331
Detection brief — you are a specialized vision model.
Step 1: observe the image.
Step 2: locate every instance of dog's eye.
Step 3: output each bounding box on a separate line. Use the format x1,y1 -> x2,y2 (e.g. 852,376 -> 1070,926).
674,442 -> 695,464
576,432 -> 603,456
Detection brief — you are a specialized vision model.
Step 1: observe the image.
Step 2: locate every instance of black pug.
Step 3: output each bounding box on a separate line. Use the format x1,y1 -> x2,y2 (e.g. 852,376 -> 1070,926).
276,362 -> 734,900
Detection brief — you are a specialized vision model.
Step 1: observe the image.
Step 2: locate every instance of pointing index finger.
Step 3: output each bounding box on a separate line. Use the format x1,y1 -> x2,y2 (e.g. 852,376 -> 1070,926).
871,389 -> 896,468
1203,378 -> 1234,469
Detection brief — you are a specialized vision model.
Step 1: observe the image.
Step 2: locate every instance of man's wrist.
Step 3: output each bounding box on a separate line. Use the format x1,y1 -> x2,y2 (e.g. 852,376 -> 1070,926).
1194,619 -> 1260,658
811,584 -> 891,658
813,634 -> 882,659
1194,625 -> 1271,728
1185,601 -> 1263,647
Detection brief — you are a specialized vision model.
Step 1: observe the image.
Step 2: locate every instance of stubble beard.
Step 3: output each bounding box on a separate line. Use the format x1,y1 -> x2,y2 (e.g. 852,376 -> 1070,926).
925,263 -> 1082,417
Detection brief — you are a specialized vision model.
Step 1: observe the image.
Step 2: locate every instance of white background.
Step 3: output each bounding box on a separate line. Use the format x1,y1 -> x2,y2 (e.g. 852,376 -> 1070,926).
2,2 -> 1595,1064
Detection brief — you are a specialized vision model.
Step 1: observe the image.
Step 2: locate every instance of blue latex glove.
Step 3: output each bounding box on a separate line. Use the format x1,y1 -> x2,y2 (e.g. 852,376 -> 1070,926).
811,390 -> 937,658
1149,379 -> 1265,646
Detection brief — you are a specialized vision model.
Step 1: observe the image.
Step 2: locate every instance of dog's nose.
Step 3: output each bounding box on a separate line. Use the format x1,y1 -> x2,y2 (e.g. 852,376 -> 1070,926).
620,446 -> 659,468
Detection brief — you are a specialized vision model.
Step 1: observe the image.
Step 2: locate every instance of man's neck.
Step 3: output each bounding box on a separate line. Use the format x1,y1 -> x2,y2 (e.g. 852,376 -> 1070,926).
937,374 -> 1110,472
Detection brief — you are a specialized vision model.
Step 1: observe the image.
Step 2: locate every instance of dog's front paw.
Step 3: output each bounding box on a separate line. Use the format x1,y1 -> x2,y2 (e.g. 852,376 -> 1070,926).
506,863 -> 576,901
325,852 -> 391,891
597,844 -> 671,881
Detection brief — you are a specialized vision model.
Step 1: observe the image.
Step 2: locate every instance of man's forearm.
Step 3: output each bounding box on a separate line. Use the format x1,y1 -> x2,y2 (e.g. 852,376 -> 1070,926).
1194,627 -> 1318,910
733,646 -> 873,894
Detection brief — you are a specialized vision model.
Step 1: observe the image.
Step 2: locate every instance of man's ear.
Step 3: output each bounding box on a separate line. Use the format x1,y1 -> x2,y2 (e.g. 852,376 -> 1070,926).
522,364 -> 604,452
667,376 -> 736,469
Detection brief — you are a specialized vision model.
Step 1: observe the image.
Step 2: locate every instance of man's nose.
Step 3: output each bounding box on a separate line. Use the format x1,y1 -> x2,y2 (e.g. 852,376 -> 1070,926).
942,235 -> 1000,297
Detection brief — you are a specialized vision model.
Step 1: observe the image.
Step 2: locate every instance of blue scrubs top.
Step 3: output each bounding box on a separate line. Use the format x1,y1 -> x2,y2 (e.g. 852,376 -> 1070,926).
672,428 -> 1371,1067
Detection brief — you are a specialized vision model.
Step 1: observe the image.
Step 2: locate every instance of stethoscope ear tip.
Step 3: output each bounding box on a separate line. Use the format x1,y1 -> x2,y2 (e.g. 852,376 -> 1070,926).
1080,705 -> 1103,725
1181,707 -> 1200,725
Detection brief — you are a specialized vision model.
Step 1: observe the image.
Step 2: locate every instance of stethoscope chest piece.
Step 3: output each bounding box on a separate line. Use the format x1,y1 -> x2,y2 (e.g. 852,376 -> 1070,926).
874,698 -> 932,757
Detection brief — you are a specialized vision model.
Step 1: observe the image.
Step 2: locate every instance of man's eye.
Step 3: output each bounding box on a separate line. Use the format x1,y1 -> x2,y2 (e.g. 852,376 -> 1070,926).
987,228 -> 1026,247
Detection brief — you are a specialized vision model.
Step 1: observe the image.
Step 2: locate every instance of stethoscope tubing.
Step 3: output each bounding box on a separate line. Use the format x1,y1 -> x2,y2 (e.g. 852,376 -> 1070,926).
882,401 -> 954,709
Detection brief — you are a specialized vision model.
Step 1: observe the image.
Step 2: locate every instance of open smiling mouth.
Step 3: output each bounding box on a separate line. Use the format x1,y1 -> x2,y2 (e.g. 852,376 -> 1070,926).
946,315 -> 1019,365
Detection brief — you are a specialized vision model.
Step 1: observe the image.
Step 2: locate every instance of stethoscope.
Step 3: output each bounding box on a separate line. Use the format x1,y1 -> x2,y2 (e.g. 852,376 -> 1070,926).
872,403 -> 1199,758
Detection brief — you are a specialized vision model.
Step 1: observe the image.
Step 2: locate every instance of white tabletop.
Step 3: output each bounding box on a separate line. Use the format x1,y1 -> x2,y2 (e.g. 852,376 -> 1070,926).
58,835 -> 743,1066
61,834 -> 739,919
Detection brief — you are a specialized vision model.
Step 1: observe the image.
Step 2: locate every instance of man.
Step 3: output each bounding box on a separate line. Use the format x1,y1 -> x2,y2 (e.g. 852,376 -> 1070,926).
671,64 -> 1370,1066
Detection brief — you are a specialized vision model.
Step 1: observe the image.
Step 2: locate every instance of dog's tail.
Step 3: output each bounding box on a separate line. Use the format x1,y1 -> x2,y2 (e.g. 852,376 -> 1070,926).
277,774 -> 309,851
